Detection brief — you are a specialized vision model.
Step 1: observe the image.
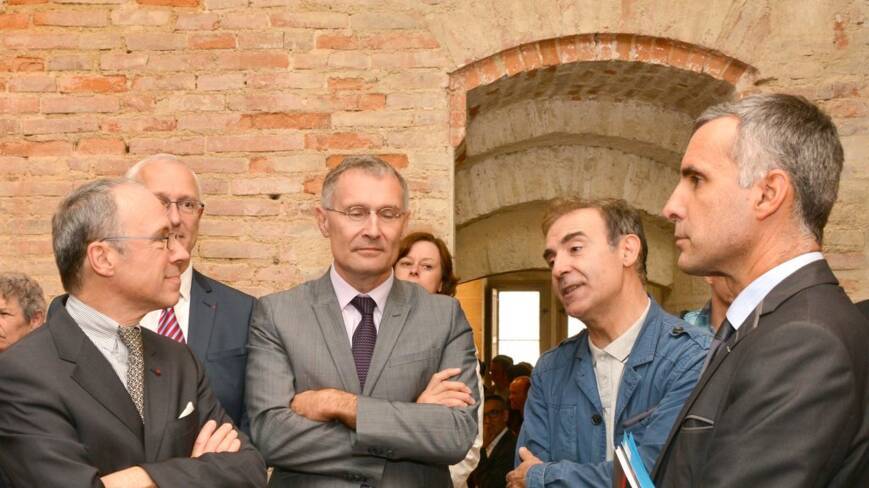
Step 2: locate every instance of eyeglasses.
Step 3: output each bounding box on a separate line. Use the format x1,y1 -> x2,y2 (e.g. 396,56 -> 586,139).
483,408 -> 505,418
161,199 -> 204,214
100,234 -> 178,250
324,206 -> 405,222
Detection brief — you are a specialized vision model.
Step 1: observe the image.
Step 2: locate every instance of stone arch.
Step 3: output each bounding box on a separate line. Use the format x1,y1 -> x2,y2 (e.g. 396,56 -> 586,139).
449,34 -> 757,310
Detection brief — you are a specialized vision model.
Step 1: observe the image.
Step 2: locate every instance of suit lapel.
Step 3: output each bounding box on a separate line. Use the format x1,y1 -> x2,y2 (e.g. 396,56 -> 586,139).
312,274 -> 361,393
572,335 -> 603,410
362,280 -> 412,396
141,331 -> 173,462
52,308 -> 144,442
187,270 -> 216,361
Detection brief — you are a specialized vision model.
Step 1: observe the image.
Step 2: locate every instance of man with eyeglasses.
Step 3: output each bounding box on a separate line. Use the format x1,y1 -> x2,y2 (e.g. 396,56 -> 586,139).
246,155 -> 480,487
0,178 -> 266,487
47,154 -> 256,432
469,395 -> 517,488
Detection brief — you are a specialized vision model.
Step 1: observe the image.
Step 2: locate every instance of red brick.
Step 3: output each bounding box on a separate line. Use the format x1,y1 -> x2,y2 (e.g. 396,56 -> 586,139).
147,53 -> 215,72
304,132 -> 381,150
327,77 -> 367,92
215,51 -> 289,70
41,95 -> 119,114
111,6 -> 172,26
650,38 -> 671,64
100,53 -> 148,70
238,112 -> 330,130
316,34 -> 358,50
364,32 -> 439,50
58,75 -> 127,93
327,52 -> 369,69
231,177 -> 299,196
519,44 -> 542,71
208,134 -> 304,153
597,33 -> 617,59
100,116 -> 176,133
723,62 -> 749,85
247,72 -> 323,90
185,156 -> 248,174
47,54 -> 93,71
128,136 -> 205,155
206,199 -> 280,216
121,93 -> 157,112
556,37 -> 578,64
574,35 -> 596,60
77,138 -> 126,155
270,11 -> 348,29
199,240 -> 272,259
189,33 -> 236,49
219,12 -> 269,29
34,10 -> 108,27
325,153 -> 408,169
226,93 -> 303,112
0,57 -> 44,72
0,140 -> 73,157
7,75 -> 56,92
0,182 -> 70,198
303,175 -> 324,195
502,48 -> 526,76
176,113 -> 241,132
477,56 -> 502,84
614,34 -> 633,60
0,13 -> 30,29
175,13 -> 219,30
155,93 -> 224,113
237,31 -> 284,49
703,55 -> 730,79
358,94 -> 387,110
0,96 -> 39,113
137,0 -> 199,6
667,42 -> 693,69
539,39 -> 560,66
21,117 -> 99,135
3,33 -> 79,50
196,73 -> 244,91
125,32 -> 186,51
132,74 -> 196,91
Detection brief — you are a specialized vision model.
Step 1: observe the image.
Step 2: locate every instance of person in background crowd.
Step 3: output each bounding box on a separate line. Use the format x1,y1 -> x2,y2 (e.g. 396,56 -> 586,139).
655,94 -> 869,487
0,178 -> 265,487
488,354 -> 513,400
0,272 -> 47,488
394,231 -> 485,487
0,272 -> 46,353
246,156 -> 479,486
507,198 -> 709,488
507,362 -> 533,383
507,376 -> 531,435
469,395 -> 517,488
682,276 -> 736,332
46,154 -> 256,432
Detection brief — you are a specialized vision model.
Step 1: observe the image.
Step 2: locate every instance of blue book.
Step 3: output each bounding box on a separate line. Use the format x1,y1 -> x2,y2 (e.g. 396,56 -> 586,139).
613,432 -> 655,488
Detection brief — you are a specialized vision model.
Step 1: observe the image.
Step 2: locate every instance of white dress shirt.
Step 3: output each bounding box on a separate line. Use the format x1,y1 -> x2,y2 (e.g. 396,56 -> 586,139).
588,298 -> 649,461
329,265 -> 393,343
66,294 -> 134,388
140,263 -> 194,339
485,427 -> 509,457
726,252 -> 824,330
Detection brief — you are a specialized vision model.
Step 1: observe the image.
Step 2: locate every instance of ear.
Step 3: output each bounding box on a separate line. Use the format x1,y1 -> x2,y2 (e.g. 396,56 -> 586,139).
86,241 -> 116,279
754,169 -> 791,221
29,310 -> 45,329
315,207 -> 330,237
619,234 -> 642,270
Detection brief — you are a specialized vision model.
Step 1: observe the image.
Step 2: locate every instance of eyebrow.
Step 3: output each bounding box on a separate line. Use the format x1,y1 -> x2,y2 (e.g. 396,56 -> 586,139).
542,231 -> 588,262
681,164 -> 705,178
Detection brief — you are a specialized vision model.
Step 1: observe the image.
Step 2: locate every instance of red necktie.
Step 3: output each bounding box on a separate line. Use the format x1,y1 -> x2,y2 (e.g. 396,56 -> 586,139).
157,307 -> 185,344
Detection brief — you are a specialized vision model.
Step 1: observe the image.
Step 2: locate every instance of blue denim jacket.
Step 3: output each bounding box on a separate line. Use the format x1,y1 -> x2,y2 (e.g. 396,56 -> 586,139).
517,298 -> 710,487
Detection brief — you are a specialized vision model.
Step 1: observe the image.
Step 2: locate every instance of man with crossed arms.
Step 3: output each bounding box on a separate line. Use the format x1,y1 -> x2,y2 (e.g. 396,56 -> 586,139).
246,156 -> 479,486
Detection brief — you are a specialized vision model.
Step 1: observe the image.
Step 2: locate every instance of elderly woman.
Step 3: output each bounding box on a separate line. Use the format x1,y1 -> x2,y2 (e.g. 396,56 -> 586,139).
0,272 -> 46,353
394,232 -> 483,487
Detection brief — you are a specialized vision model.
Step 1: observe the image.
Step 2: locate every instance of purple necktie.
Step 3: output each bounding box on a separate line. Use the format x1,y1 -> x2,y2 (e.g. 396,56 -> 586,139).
350,295 -> 377,389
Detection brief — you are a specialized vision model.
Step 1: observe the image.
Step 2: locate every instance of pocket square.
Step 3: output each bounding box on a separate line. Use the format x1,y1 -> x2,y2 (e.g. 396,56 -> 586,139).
178,401 -> 195,419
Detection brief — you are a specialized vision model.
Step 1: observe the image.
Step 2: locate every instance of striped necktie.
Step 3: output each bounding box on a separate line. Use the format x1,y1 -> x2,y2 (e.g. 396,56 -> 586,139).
350,295 -> 377,389
157,307 -> 185,344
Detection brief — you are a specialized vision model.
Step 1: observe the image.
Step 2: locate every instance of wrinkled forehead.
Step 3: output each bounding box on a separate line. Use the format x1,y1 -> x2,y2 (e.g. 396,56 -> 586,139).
333,169 -> 405,206
113,183 -> 171,234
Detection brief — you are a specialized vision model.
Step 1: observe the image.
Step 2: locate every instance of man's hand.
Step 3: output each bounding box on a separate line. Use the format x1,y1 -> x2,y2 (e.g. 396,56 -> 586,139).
291,388 -> 358,429
190,419 -> 241,458
101,466 -> 156,488
416,368 -> 473,407
506,447 -> 542,488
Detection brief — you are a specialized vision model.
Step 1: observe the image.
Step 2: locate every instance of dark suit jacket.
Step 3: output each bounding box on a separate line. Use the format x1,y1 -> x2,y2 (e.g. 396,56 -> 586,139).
856,299 -> 869,319
653,260 -> 869,487
469,430 -> 517,488
0,306 -> 266,487
46,269 -> 254,431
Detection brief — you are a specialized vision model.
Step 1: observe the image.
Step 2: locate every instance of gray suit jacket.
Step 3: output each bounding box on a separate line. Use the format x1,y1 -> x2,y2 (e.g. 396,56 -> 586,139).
653,260 -> 869,487
0,306 -> 266,487
246,273 -> 480,487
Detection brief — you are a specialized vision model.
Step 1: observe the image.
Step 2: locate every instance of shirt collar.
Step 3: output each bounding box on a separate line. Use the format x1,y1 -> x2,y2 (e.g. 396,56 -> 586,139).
179,261 -> 193,302
589,298 -> 650,363
329,265 -> 394,312
726,252 -> 824,330
65,294 -> 126,350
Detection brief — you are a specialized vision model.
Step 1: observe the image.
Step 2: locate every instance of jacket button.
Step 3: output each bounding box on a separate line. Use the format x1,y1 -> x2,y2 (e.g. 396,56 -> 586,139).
671,326 -> 685,336
592,414 -> 602,425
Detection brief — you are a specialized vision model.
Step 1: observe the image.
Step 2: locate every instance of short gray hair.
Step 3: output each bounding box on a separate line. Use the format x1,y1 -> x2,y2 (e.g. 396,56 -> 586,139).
52,178 -> 129,293
126,153 -> 203,199
0,273 -> 46,323
696,94 -> 844,242
321,155 -> 409,209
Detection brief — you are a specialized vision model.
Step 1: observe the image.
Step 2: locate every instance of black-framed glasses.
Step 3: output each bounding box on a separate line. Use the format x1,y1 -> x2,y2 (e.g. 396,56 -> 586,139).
99,234 -> 177,250
324,206 -> 405,222
161,199 -> 204,215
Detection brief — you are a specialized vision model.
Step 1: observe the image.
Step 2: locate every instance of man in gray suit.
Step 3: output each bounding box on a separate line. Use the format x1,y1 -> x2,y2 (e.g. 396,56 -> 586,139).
246,156 -> 480,487
655,94 -> 869,486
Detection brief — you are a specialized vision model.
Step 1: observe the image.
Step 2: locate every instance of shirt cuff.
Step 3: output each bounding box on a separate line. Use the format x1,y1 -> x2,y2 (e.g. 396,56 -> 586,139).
526,462 -> 548,488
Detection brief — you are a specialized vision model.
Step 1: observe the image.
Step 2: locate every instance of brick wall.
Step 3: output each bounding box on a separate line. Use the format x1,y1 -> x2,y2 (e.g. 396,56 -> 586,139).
1,0 -> 866,301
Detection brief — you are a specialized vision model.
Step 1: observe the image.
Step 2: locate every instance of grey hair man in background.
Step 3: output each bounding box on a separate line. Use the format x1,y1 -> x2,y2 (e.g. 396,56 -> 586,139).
0,178 -> 265,487
0,272 -> 46,353
246,155 -> 479,486
655,94 -> 869,486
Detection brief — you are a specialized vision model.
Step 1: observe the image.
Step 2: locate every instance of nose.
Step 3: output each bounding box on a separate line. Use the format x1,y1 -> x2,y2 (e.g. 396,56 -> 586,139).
407,263 -> 420,277
550,252 -> 570,279
661,184 -> 684,223
360,211 -> 382,240
166,202 -> 182,228
167,234 -> 190,264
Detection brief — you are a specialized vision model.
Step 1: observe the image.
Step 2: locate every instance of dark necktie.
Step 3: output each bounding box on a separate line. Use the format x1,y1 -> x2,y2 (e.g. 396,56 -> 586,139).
701,318 -> 735,373
350,295 -> 377,389
117,326 -> 145,421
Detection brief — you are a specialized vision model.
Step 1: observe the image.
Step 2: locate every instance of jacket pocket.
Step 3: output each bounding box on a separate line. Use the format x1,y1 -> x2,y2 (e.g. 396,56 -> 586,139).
206,346 -> 247,360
